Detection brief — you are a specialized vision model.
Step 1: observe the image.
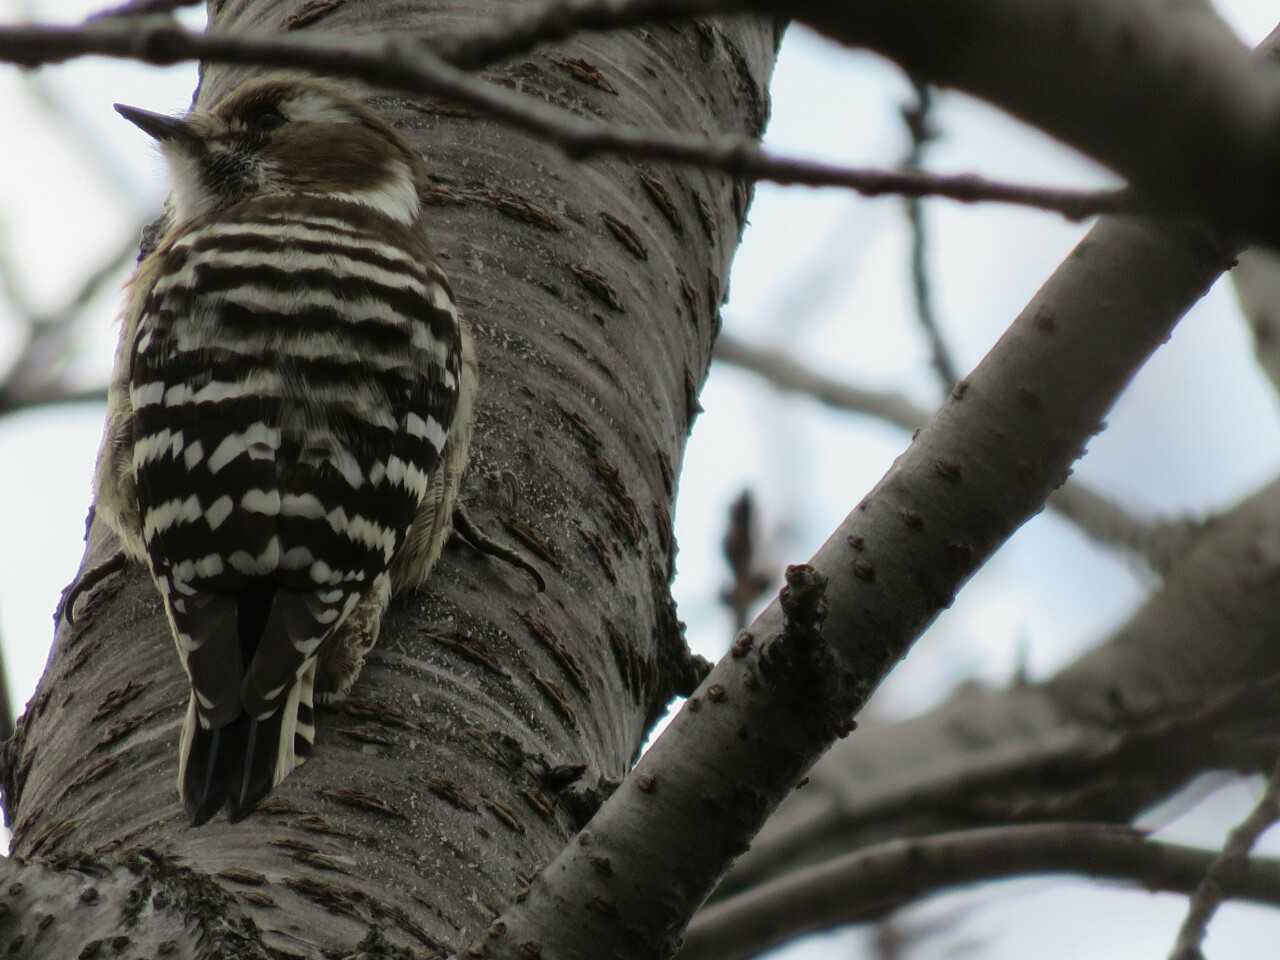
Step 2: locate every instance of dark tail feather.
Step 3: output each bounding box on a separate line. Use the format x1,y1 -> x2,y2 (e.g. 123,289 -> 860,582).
180,696 -> 228,826
178,665 -> 317,825
225,711 -> 283,823
224,661 -> 317,823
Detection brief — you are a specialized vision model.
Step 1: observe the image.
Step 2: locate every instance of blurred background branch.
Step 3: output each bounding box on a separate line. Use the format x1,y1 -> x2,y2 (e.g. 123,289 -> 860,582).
713,332 -> 1207,573
899,79 -> 959,392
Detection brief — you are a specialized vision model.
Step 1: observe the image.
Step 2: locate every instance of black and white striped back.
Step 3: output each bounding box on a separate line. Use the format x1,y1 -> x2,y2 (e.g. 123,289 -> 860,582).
130,194 -> 461,823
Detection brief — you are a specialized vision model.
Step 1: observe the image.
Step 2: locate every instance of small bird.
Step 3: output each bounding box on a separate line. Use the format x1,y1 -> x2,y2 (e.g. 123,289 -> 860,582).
93,77 -> 476,824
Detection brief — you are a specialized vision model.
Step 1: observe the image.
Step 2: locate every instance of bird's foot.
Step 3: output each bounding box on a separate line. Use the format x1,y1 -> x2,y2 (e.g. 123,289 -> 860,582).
58,550 -> 129,626
451,503 -> 546,592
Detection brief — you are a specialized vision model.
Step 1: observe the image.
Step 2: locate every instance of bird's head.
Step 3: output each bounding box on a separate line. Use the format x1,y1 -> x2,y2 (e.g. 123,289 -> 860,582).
115,77 -> 424,227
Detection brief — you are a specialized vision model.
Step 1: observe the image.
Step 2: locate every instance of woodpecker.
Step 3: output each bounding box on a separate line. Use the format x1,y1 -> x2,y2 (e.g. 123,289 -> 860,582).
93,77 -> 476,824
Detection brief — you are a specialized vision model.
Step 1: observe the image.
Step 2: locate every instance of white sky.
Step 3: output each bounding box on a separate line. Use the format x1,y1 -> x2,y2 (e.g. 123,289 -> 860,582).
2,1 -> 1280,956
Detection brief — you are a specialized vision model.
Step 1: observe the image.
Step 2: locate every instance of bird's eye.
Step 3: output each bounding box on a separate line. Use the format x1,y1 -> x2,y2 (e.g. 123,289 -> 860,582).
250,110 -> 286,133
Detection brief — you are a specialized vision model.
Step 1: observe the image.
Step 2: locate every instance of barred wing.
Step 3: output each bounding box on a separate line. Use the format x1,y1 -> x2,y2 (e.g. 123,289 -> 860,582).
130,197 -> 460,821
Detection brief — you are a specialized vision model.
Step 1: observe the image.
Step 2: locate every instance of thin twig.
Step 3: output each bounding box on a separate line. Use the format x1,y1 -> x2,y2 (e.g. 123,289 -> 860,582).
681,823 -> 1280,960
85,0 -> 203,21
0,20 -> 1127,219
0,223 -> 144,417
899,79 -> 960,390
720,490 -> 773,635
714,334 -> 924,431
1168,756 -> 1280,960
713,332 -> 1206,568
0,384 -> 110,419
1047,482 -> 1208,577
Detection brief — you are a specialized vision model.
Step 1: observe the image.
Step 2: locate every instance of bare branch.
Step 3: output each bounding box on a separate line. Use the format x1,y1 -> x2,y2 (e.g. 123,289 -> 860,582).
0,20 -> 1125,218
682,824 -> 1280,960
1046,482 -> 1209,576
713,333 -> 1200,568
86,0 -> 203,21
899,79 -> 959,390
715,334 -> 923,431
720,490 -> 773,636
793,1 -> 1280,246
442,1 -> 1280,245
1169,755 -> 1280,960
475,202 -> 1236,959
7,2 -> 1271,234
0,223 -> 142,418
719,661 -> 1280,903
0,384 -> 110,419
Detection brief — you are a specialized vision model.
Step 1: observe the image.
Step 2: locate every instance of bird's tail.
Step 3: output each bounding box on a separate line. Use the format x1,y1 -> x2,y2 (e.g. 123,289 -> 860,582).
177,661 -> 317,825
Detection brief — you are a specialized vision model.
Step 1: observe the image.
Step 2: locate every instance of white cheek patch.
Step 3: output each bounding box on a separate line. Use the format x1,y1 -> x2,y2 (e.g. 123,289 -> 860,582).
163,143 -> 221,225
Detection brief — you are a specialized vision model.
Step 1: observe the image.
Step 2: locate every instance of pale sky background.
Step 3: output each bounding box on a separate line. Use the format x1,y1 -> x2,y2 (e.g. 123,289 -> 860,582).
2,1 -> 1280,957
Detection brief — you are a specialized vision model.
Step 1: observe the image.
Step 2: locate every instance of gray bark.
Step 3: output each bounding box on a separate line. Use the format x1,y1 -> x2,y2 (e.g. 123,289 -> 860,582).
0,2 -> 777,956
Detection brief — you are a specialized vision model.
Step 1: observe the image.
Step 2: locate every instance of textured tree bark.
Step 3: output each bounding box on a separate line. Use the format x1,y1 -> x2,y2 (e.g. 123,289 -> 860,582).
0,2 -> 778,956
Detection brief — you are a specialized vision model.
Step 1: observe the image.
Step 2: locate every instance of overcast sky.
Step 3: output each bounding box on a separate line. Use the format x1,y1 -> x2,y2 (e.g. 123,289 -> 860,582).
2,1 -> 1280,957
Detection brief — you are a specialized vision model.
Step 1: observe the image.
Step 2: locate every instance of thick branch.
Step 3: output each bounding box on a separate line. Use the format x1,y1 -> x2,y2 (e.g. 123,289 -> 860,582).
719,476 -> 1280,900
474,208 -> 1234,957
683,824 -> 1280,960
7,3 -> 771,957
0,853 -> 265,957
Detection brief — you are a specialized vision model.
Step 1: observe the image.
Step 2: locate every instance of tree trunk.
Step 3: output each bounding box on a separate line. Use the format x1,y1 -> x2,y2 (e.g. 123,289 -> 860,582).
0,3 -> 779,955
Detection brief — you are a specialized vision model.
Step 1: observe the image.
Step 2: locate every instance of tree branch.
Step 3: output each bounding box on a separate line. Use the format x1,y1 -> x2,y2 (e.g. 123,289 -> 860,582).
0,19 -> 1126,219
899,79 -> 959,391
7,1 -> 1269,237
715,334 -> 922,430
791,1 -> 1280,245
1169,755 -> 1280,960
472,203 -> 1236,957
720,490 -> 773,636
7,2 -> 771,955
86,0 -> 203,20
440,0 -> 1280,246
720,477 -> 1280,901
0,223 -> 142,418
682,823 -> 1280,960
713,333 -> 1199,570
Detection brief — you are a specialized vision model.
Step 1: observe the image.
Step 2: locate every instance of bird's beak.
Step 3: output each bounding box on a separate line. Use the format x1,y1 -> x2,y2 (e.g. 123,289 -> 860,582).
114,103 -> 201,147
